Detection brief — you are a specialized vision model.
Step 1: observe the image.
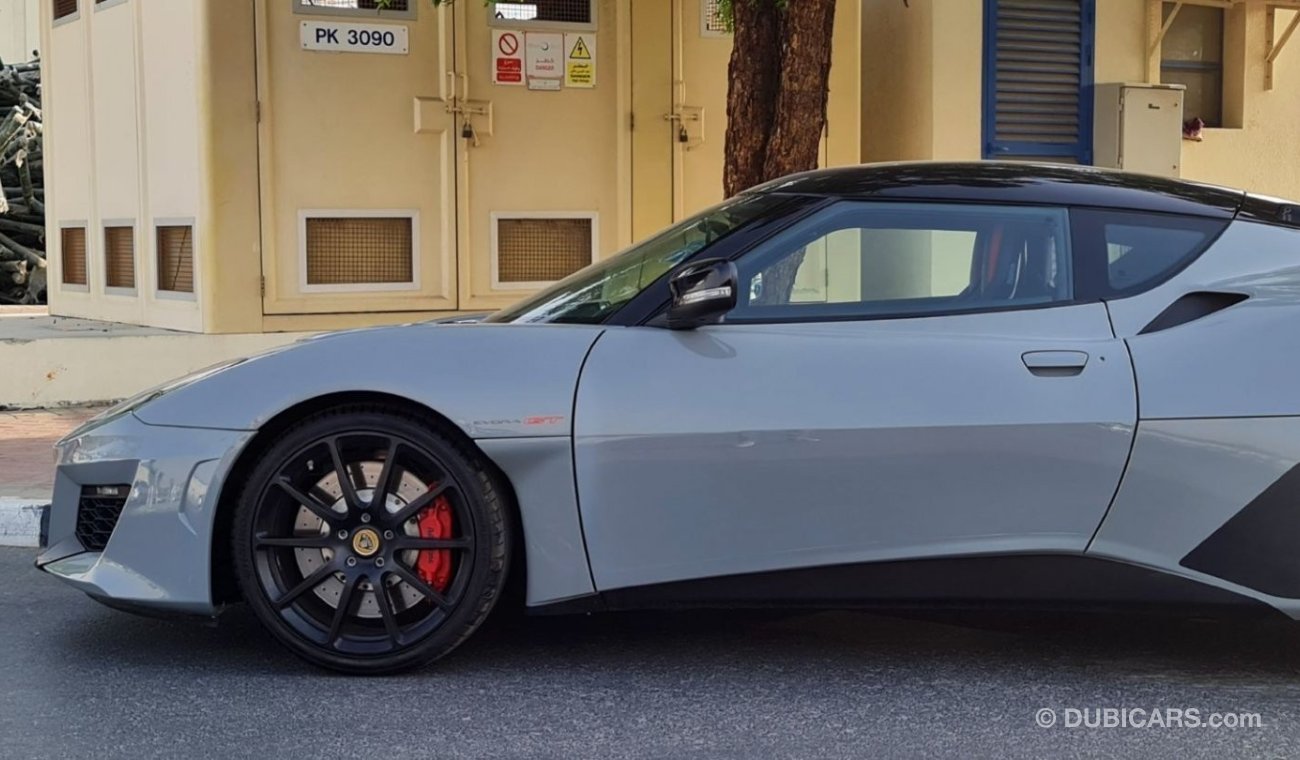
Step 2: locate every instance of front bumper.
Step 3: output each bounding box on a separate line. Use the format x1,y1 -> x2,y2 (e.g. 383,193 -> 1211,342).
35,412 -> 253,616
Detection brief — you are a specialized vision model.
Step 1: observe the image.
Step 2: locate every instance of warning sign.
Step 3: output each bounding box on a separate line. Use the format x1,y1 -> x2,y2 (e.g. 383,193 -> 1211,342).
492,30 -> 524,85
565,33 -> 596,88
526,31 -> 564,88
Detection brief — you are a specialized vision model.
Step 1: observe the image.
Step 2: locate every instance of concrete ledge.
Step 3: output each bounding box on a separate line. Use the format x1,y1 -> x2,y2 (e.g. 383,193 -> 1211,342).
0,316 -> 314,408
0,498 -> 46,548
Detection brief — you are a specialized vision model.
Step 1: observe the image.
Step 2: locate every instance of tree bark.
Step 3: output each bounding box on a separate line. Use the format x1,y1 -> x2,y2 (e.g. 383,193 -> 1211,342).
763,0 -> 837,180
723,0 -> 837,303
723,1 -> 782,198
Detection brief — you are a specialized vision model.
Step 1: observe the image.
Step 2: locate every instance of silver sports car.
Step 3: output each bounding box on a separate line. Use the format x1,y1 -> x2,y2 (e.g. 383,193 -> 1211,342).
37,162 -> 1300,673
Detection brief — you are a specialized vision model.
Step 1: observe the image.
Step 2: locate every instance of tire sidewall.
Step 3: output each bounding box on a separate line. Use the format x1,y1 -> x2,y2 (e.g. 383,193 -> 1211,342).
232,407 -> 508,674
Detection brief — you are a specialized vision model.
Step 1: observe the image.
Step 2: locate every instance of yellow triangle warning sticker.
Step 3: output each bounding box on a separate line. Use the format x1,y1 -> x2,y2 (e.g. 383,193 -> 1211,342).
569,36 -> 592,60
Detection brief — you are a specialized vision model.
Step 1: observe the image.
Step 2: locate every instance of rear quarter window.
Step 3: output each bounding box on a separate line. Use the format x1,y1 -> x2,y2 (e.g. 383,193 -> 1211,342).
1072,209 -> 1228,298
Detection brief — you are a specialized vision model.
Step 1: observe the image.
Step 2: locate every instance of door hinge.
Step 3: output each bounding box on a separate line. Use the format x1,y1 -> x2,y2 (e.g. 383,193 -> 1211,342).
260,276 -> 266,297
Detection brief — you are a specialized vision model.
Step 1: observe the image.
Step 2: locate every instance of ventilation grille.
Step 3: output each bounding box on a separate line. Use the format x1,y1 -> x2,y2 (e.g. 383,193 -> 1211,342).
54,0 -> 77,21
496,217 -> 592,284
298,0 -> 409,10
703,0 -> 729,34
989,0 -> 1086,153
104,226 -> 135,289
76,485 -> 130,552
157,225 -> 194,294
305,216 -> 414,286
490,0 -> 592,24
61,227 -> 87,286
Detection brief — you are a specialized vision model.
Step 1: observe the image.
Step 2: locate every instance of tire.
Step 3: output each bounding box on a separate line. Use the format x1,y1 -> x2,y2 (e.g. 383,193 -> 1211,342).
232,404 -> 510,674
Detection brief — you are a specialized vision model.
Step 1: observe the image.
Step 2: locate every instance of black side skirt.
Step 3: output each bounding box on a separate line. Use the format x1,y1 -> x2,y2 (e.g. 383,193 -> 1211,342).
531,554 -> 1278,618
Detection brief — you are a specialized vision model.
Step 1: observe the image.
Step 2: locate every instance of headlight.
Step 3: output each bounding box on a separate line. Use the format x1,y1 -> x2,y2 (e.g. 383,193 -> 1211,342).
59,358 -> 247,442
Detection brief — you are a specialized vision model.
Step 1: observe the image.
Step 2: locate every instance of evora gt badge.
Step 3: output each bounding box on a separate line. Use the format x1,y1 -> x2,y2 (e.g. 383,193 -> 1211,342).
351,528 -> 381,558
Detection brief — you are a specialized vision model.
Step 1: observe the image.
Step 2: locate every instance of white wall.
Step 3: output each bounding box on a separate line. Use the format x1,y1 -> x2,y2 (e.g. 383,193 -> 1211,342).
44,0 -> 205,332
0,0 -> 40,64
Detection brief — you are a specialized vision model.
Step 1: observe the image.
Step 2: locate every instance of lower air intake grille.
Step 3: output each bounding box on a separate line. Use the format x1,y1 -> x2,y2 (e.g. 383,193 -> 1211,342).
75,486 -> 130,552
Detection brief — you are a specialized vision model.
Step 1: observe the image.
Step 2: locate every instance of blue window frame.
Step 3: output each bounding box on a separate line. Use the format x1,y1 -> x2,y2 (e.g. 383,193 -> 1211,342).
982,0 -> 1096,164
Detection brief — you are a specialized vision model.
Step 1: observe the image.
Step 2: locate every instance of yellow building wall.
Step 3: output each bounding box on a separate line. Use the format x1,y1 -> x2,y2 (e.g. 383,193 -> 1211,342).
860,0 -> 981,163
1175,5 -> 1300,198
827,0 -> 864,168
865,0 -> 1300,201
199,0 -> 262,334
1090,0 -> 1300,198
861,0 -> 933,161
929,2 -> 982,161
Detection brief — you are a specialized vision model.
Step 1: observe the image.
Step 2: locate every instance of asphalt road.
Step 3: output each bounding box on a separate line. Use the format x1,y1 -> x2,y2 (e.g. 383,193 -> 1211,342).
5,548 -> 1300,759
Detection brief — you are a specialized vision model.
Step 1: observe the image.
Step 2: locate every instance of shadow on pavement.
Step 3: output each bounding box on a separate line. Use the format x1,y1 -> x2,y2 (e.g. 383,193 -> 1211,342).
45,596 -> 1300,682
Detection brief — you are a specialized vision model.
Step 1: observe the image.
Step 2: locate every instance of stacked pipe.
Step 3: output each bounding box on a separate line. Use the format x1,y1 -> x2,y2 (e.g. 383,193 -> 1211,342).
0,55 -> 44,305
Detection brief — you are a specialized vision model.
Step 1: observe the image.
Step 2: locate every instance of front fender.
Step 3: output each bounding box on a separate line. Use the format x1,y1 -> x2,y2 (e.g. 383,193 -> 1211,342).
133,323 -> 605,438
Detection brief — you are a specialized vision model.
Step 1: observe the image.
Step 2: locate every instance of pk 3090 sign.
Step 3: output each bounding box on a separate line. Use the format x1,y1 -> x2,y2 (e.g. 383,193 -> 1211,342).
300,21 -> 410,55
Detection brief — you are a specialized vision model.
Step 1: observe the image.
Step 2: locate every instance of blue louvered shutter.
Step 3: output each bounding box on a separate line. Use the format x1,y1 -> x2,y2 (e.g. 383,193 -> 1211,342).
982,0 -> 1095,163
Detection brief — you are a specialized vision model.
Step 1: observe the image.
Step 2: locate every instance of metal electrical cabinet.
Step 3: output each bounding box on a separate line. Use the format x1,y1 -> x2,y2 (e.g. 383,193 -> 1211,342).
1093,83 -> 1186,177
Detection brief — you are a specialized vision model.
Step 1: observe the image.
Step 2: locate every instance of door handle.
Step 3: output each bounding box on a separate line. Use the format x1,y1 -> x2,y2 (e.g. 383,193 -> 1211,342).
1022,351 -> 1089,377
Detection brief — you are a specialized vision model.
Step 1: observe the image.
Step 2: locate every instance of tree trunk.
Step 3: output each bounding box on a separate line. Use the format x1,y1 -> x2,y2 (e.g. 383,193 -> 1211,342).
722,1 -> 782,198
723,0 -> 837,303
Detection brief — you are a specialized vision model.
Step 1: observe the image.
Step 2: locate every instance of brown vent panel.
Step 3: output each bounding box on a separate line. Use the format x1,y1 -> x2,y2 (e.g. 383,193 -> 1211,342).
104,226 -> 135,289
305,216 -> 414,286
496,217 -> 592,284
54,0 -> 77,20
61,227 -> 87,286
157,225 -> 194,293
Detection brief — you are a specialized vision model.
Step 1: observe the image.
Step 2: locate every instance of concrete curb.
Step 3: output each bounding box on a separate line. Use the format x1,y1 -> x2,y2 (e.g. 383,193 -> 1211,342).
0,498 -> 47,548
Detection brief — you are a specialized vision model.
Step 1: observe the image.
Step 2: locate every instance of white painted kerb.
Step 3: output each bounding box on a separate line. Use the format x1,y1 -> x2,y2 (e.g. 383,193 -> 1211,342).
0,498 -> 46,547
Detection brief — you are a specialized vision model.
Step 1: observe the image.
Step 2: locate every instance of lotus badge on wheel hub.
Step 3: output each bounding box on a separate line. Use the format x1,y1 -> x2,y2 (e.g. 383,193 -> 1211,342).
351,528 -> 381,558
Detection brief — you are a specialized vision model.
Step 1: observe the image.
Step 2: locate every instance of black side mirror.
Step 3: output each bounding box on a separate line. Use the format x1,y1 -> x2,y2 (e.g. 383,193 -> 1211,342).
666,258 -> 738,330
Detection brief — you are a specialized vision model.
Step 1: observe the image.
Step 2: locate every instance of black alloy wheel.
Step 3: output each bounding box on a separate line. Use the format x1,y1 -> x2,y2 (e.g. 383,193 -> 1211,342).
232,405 -> 509,674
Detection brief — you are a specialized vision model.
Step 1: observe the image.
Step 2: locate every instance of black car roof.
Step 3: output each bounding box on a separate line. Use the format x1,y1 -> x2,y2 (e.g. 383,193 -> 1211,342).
752,161 -> 1248,219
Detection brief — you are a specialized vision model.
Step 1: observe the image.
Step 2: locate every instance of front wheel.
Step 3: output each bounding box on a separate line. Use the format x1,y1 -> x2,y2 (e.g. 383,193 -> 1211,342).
232,405 -> 510,674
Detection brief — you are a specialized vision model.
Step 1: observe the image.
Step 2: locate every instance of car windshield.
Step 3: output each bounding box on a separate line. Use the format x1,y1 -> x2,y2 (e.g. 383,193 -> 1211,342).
485,194 -> 787,325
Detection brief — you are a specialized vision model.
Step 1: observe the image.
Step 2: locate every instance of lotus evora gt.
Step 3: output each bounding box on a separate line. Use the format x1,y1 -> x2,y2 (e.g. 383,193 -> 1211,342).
37,162 -> 1300,673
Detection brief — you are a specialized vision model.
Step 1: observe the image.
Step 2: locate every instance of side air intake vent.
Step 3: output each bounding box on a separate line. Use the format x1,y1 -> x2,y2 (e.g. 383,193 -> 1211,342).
75,485 -> 130,552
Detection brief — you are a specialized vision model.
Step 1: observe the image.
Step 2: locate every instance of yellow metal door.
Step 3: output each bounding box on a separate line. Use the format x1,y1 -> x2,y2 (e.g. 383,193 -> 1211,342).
631,0 -> 856,243
455,1 -> 622,312
255,1 -> 457,315
670,0 -> 732,221
631,0 -> 731,242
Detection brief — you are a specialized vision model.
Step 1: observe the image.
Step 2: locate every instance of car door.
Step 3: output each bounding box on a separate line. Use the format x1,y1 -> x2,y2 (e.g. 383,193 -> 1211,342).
573,200 -> 1138,593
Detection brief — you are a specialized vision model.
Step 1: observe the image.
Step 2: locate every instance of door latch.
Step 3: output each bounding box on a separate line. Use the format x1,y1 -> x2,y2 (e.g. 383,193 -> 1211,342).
446,98 -> 494,144
663,106 -> 704,148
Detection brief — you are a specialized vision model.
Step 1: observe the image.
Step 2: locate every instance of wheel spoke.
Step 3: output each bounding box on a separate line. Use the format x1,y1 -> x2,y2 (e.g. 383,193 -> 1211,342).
273,564 -> 335,610
390,562 -> 453,611
390,536 -> 472,551
387,481 -> 454,526
327,437 -> 363,514
273,478 -> 338,524
373,574 -> 404,647
255,533 -> 334,550
327,574 -> 361,647
371,438 -> 402,512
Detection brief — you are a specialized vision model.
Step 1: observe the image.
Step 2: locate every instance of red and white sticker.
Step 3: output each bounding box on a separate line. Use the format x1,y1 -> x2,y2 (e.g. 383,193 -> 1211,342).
492,30 -> 524,86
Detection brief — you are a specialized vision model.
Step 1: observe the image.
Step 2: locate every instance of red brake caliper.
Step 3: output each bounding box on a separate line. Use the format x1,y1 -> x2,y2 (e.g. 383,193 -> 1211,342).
415,483 -> 454,593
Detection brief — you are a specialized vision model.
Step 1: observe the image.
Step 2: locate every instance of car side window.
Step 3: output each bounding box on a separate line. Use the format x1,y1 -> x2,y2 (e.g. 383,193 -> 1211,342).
730,201 -> 1073,322
1070,209 -> 1228,297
